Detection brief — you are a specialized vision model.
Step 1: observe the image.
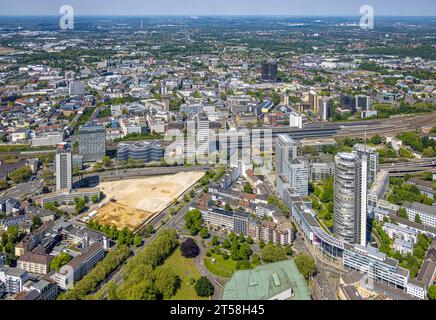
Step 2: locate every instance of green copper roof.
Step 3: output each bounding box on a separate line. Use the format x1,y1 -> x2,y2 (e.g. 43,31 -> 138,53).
221,259 -> 311,300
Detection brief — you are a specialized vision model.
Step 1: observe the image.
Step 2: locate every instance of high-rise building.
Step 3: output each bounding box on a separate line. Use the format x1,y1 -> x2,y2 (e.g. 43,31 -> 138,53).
261,61 -> 277,82
309,91 -> 319,112
78,124 -> 106,163
355,95 -> 371,111
353,144 -> 379,186
320,97 -> 333,121
289,111 -> 303,129
55,145 -> 72,192
333,152 -> 368,246
283,159 -> 309,197
275,134 -> 298,176
340,94 -> 356,114
68,81 -> 85,96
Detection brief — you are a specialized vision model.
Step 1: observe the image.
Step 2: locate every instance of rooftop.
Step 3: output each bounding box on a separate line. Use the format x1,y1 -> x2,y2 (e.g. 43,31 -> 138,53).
221,260 -> 311,300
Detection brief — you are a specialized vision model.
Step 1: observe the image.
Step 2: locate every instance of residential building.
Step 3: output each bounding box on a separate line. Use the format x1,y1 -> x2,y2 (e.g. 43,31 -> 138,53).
17,253 -> 53,275
0,267 -> 29,294
403,202 -> 436,228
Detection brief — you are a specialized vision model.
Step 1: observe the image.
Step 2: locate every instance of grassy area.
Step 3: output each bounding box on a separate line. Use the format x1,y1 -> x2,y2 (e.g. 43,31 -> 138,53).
162,248 -> 207,300
204,252 -> 237,278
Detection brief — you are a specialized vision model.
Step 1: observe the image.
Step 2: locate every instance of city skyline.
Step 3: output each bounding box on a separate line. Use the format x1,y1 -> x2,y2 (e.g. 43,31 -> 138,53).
0,0 -> 435,16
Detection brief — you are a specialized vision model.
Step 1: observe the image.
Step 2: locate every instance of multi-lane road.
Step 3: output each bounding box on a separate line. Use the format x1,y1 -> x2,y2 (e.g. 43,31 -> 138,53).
380,158 -> 436,176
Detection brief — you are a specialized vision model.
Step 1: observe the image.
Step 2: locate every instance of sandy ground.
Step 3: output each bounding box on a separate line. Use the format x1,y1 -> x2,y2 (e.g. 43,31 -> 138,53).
95,202 -> 154,231
100,171 -> 204,212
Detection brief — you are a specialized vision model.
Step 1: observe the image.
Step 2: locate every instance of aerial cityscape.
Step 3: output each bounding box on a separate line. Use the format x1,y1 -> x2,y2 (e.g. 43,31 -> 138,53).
0,0 -> 436,305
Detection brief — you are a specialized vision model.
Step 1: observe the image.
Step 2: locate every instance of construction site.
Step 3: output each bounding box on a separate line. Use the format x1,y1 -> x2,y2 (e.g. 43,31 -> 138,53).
95,171 -> 204,231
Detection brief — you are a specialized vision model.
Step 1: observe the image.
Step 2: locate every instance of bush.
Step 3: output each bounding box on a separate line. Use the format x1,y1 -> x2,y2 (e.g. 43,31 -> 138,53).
222,252 -> 229,260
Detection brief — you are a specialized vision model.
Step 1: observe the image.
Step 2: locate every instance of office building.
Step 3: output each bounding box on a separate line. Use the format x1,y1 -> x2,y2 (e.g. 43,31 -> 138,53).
69,81 -> 85,96
356,95 -> 371,111
78,124 -> 106,163
283,159 -> 309,197
353,144 -> 379,186
51,242 -> 105,290
333,153 -> 368,246
116,141 -> 163,163
261,61 -> 278,82
340,94 -> 356,114
289,111 -> 303,129
310,162 -> 334,181
368,170 -> 389,208
55,145 -> 72,192
275,134 -> 298,176
320,97 -> 333,121
32,132 -> 63,147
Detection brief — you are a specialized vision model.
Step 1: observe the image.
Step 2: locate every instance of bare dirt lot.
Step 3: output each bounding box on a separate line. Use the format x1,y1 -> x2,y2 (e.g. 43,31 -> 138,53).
94,202 -> 155,231
96,171 -> 204,231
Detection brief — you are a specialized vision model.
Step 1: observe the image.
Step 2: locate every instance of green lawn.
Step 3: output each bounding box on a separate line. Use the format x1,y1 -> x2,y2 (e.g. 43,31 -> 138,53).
161,248 -> 208,300
204,252 -> 237,278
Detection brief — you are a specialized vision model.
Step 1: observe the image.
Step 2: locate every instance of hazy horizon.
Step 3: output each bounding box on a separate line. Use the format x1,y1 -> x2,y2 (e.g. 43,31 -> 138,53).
0,0 -> 435,17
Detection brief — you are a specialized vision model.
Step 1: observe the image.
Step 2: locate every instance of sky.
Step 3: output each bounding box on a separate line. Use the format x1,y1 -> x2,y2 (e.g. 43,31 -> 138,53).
0,0 -> 435,16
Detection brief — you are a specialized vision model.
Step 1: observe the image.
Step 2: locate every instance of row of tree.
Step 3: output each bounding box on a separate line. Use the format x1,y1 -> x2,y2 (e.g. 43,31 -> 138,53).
58,245 -> 131,300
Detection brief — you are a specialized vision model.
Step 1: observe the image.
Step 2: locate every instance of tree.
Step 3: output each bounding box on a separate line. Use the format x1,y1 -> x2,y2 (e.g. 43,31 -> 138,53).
184,209 -> 204,235
222,239 -> 231,249
246,235 -> 254,244
133,235 -> 142,247
0,180 -> 8,191
370,134 -> 382,145
428,285 -> 436,300
398,208 -> 408,220
200,227 -> 210,239
50,252 -> 72,271
180,238 -> 200,258
415,214 -> 422,224
295,253 -> 316,280
9,166 -> 32,183
102,156 -> 112,167
211,236 -> 220,246
31,216 -> 43,231
154,266 -> 180,299
238,243 -> 253,261
195,276 -> 214,297
75,198 -> 86,214
251,253 -> 261,265
243,183 -> 253,194
260,244 -> 286,263
224,203 -> 232,211
91,195 -> 99,204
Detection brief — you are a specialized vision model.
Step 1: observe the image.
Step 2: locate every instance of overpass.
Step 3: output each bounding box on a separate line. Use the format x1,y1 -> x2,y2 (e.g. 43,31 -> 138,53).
380,158 -> 436,177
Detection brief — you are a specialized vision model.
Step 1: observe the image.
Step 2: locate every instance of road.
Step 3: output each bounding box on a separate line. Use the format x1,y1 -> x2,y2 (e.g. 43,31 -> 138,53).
76,165 -> 210,184
96,187 -> 204,299
380,158 -> 436,176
